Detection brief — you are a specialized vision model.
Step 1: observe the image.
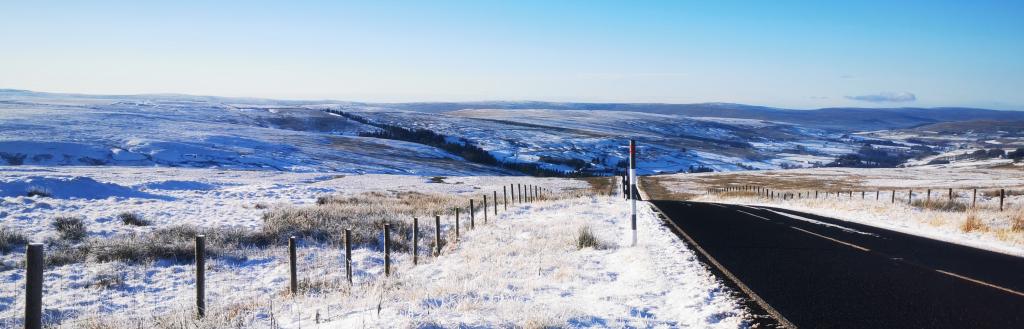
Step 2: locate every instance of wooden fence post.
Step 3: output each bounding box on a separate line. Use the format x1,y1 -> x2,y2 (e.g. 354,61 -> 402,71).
434,215 -> 442,256
25,243 -> 44,329
470,199 -> 475,229
949,188 -> 953,201
194,236 -> 205,318
876,190 -> 880,200
345,229 -> 352,285
926,189 -> 931,206
1000,189 -> 1005,211
383,225 -> 391,276
503,186 -> 508,209
289,236 -> 298,293
892,190 -> 896,204
908,190 -> 913,205
862,191 -> 865,199
412,218 -> 418,265
455,208 -> 460,238
494,191 -> 498,215
483,195 -> 489,224
973,189 -> 977,209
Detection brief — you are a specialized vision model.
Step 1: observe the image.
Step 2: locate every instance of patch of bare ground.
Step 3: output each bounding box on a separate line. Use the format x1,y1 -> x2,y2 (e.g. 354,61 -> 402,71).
579,176 -> 614,196
640,176 -> 698,201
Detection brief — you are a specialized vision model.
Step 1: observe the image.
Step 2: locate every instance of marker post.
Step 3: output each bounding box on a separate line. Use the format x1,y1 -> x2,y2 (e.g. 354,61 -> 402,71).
629,139 -> 637,247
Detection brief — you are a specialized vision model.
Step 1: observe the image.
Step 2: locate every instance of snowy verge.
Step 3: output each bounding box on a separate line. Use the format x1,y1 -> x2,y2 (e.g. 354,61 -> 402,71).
316,195 -> 748,328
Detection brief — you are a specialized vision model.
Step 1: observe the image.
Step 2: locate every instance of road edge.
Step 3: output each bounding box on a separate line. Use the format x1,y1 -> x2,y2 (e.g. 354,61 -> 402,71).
637,178 -> 796,329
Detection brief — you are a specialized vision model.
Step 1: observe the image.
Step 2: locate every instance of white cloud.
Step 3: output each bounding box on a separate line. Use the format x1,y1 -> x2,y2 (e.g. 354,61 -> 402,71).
845,92 -> 916,103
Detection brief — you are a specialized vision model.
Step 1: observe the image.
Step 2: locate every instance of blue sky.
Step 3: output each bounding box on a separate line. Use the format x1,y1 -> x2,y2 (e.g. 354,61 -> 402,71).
2,1 -> 1022,109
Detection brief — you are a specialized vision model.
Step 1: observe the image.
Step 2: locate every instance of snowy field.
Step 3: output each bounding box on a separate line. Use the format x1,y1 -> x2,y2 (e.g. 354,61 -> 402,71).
650,164 -> 1024,256
3,89 -> 954,178
0,167 -> 748,328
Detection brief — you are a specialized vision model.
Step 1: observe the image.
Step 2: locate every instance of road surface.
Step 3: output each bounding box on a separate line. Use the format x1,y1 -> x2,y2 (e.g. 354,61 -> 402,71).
650,200 -> 1024,328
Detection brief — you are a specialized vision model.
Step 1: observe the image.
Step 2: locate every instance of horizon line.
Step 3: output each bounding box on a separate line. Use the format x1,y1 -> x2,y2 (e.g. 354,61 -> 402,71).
1,87 -> 1017,112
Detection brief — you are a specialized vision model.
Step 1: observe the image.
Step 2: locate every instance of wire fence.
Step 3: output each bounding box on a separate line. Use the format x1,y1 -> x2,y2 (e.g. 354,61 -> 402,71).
1,183 -> 570,328
708,186 -> 1015,211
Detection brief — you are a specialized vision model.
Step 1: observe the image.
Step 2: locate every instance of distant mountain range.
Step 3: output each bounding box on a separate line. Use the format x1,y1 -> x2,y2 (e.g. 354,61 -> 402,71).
378,101 -> 1024,131
4,89 -> 1023,132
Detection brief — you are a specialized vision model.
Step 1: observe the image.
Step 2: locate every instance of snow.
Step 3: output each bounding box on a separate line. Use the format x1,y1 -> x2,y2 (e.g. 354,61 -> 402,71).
315,196 -> 746,328
0,167 -> 748,327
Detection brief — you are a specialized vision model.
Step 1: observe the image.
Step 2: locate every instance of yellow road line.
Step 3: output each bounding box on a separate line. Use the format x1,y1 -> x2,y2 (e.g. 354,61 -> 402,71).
936,269 -> 1024,298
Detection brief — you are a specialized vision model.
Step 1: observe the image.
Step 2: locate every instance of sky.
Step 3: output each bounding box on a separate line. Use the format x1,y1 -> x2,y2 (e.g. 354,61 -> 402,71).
2,1 -> 1022,109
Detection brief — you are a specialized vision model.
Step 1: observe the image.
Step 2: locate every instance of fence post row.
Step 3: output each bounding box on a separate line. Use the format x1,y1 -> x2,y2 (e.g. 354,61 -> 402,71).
194,236 -> 206,319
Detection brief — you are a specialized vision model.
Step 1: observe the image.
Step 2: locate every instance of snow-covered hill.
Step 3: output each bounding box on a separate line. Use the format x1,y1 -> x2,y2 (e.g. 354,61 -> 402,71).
5,89 -> 1009,175
341,107 -> 863,174
0,90 -> 510,175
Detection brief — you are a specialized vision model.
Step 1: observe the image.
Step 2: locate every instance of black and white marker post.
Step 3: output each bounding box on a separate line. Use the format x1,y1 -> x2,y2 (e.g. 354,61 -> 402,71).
629,139 -> 637,247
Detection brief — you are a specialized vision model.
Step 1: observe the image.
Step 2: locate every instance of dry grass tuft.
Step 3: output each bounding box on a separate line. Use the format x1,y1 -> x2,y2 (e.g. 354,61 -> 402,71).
575,226 -> 605,250
961,211 -> 987,233
1012,209 -> 1024,232
52,216 -> 88,242
45,240 -> 90,267
911,199 -> 968,212
117,212 -> 150,226
0,226 -> 29,253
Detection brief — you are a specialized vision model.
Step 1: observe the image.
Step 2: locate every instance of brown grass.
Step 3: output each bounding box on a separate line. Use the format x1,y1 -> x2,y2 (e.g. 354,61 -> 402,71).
579,176 -> 614,196
639,176 -> 697,201
1012,209 -> 1024,232
575,226 -> 605,250
684,171 -> 865,191
960,211 -> 987,233
911,199 -> 969,212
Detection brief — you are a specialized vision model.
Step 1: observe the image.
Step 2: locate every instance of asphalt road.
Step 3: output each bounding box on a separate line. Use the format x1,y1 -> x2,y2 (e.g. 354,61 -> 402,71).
650,200 -> 1024,328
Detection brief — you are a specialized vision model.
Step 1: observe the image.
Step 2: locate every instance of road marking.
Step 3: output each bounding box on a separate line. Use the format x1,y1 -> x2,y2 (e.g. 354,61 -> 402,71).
791,227 -> 871,252
735,209 -> 773,222
936,269 -> 1024,298
759,208 -> 879,237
